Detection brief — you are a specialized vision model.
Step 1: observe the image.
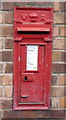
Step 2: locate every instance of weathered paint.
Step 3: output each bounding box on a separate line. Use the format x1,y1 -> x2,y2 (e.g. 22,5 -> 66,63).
13,7 -> 53,110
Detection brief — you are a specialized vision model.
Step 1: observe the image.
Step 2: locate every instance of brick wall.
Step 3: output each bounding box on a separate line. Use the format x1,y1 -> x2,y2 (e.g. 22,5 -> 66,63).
0,1 -> 65,120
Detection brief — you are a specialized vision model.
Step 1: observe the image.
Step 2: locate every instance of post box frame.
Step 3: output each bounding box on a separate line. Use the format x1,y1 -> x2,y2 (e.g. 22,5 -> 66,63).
13,7 -> 53,110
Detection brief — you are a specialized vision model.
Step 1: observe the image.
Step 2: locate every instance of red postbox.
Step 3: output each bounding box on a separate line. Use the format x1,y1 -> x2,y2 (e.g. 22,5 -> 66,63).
13,7 -> 53,110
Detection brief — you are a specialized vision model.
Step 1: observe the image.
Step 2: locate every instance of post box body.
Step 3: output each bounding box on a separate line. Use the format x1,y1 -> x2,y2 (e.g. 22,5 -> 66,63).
13,7 -> 53,110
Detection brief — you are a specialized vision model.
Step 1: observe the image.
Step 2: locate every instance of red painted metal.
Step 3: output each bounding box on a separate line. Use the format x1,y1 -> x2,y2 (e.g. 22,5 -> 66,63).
17,27 -> 50,32
13,7 -> 53,110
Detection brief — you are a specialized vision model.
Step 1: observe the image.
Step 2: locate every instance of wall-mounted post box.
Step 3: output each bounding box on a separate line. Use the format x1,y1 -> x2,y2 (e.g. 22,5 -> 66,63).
13,7 -> 53,110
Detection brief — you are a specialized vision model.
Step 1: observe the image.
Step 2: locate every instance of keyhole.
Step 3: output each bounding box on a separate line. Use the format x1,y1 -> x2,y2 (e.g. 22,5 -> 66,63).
24,76 -> 28,81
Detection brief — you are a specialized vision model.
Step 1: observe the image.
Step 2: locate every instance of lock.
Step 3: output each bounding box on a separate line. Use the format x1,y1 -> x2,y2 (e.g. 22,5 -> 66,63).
22,74 -> 34,82
13,7 -> 53,110
24,76 -> 28,81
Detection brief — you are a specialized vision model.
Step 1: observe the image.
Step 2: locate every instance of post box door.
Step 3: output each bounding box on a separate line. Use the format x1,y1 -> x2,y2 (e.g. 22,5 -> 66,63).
13,7 -> 53,110
19,43 -> 45,104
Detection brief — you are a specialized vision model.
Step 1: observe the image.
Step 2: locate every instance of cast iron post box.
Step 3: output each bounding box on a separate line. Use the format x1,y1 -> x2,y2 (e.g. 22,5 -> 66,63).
13,7 -> 53,110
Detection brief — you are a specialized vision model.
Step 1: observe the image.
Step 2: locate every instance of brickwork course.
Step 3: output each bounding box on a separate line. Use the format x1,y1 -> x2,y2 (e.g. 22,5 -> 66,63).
0,1 -> 66,120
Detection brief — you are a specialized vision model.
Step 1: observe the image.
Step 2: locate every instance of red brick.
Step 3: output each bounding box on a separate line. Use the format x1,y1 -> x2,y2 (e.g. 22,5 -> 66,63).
64,87 -> 66,96
0,12 -> 2,23
3,86 -> 13,98
65,110 -> 66,114
14,2 -> 32,6
65,39 -> 66,50
57,75 -> 64,86
0,1 -> 1,10
2,99 -> 12,109
4,38 -> 13,49
61,2 -> 66,12
54,2 -> 60,11
0,99 -> 2,109
0,63 -> 3,74
52,64 -> 65,73
0,111 -> 3,120
3,75 -> 13,85
2,51 -> 13,62
0,51 -> 2,62
50,110 -> 64,118
12,2 -> 53,7
14,2 -> 53,6
61,52 -> 66,62
59,97 -> 66,108
3,11 -> 13,24
34,110 -> 50,118
0,39 -> 3,49
52,51 -> 61,62
4,111 -> 34,118
51,75 -> 58,86
60,26 -> 66,37
64,75 -> 66,85
0,75 -> 2,85
51,74 -> 65,86
51,87 -> 64,97
4,63 -> 13,73
54,12 -> 65,24
1,2 -> 13,11
2,25 -> 13,37
0,26 -> 2,36
0,87 -> 3,97
35,110 -> 64,118
53,26 -> 59,37
35,2 -> 53,6
4,110 -> 64,118
53,39 -> 64,50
